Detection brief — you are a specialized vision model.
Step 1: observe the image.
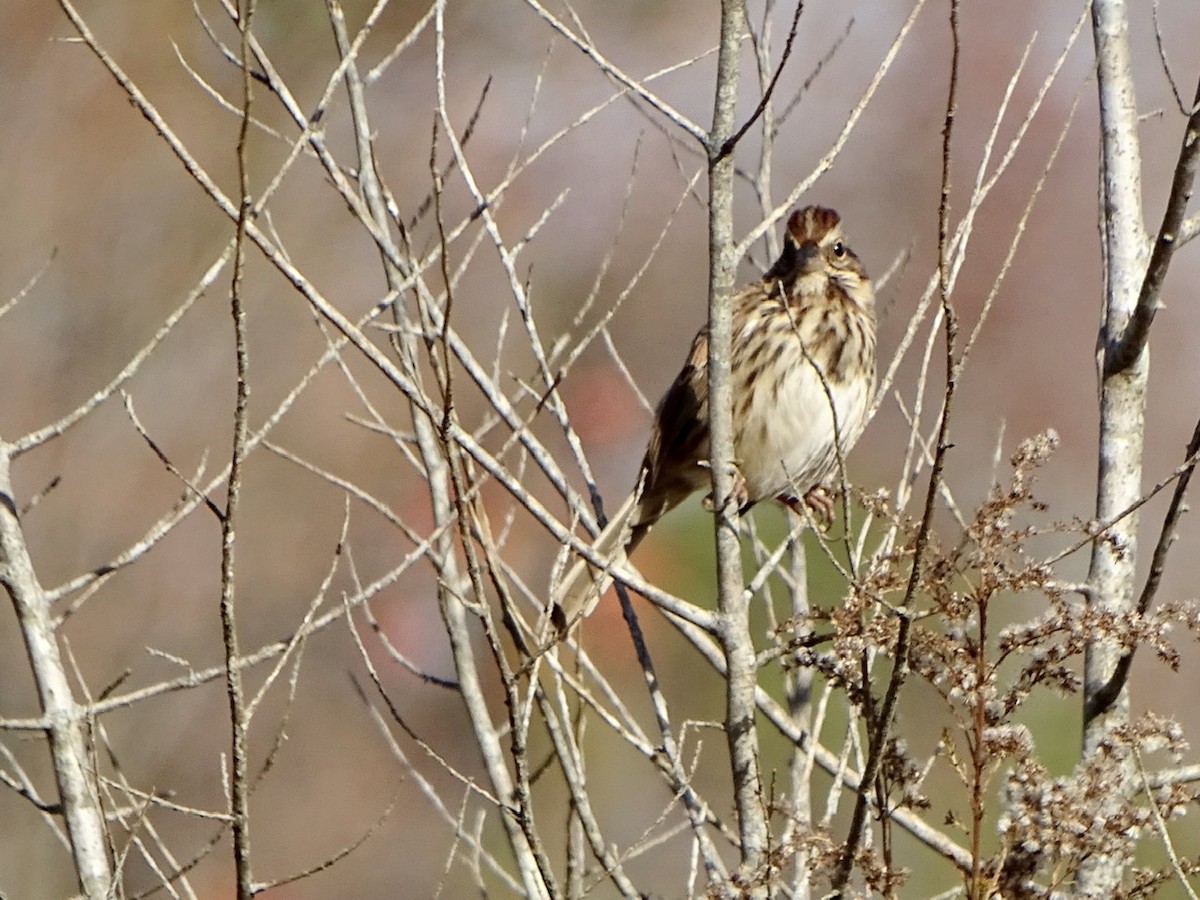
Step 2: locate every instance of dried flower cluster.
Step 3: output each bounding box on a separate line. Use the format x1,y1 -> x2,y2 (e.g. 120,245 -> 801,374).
779,433 -> 1200,895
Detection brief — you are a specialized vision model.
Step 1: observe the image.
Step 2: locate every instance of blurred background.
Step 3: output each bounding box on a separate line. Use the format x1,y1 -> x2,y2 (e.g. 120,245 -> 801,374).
1,1 -> 1199,896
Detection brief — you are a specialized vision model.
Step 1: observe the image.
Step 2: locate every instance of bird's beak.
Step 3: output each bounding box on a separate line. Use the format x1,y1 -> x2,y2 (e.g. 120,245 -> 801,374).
796,240 -> 822,275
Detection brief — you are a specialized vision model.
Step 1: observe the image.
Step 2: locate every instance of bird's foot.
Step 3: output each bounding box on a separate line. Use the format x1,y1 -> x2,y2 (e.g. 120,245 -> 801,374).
780,484 -> 836,529
700,461 -> 750,515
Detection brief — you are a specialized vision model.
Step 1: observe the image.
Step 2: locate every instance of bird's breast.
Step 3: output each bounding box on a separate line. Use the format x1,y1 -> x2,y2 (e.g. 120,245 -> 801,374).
731,306 -> 873,501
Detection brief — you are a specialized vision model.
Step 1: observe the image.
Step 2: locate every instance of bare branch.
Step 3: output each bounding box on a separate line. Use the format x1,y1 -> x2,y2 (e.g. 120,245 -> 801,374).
0,449 -> 113,893
1180,212 -> 1200,246
221,4 -> 256,894
1106,71 -> 1200,375
0,251 -> 56,323
833,2 -> 961,892
706,2 -> 771,892
716,1 -> 804,162
520,0 -> 707,143
13,250 -> 228,456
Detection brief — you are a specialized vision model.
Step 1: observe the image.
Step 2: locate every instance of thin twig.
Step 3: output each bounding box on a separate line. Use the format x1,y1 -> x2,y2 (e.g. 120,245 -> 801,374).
716,1 -> 803,161
1106,71 -> 1200,376
1085,415 -> 1200,720
520,0 -> 707,143
832,1 -> 960,892
222,2 -> 256,895
1150,0 -> 1188,115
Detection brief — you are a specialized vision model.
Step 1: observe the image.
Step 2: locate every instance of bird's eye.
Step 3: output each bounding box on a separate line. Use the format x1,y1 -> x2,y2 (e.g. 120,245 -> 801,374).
831,241 -> 846,258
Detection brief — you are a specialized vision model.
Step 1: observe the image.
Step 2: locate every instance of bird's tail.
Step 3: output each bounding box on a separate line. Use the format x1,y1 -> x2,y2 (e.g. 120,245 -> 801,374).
551,491 -> 647,634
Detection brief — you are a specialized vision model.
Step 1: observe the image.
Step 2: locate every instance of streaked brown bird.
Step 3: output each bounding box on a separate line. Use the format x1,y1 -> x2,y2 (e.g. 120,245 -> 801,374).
553,205 -> 876,632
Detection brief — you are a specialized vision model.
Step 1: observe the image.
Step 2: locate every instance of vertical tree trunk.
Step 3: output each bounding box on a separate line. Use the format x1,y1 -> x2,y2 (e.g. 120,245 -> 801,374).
1080,0 -> 1149,893
709,1 -> 769,892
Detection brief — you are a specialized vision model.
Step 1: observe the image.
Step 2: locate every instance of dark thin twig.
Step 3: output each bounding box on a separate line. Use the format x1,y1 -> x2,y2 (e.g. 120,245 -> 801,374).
716,1 -> 804,161
773,17 -> 853,136
223,2 -> 256,896
1151,0 -> 1188,115
1086,414 -> 1200,720
408,77 -> 492,232
18,476 -> 61,517
123,394 -> 225,522
255,796 -> 399,893
831,0 -> 961,893
1105,72 -> 1200,376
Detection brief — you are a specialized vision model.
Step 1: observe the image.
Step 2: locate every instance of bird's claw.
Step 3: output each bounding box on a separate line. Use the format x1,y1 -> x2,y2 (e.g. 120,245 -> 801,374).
780,484 -> 836,528
700,461 -> 750,515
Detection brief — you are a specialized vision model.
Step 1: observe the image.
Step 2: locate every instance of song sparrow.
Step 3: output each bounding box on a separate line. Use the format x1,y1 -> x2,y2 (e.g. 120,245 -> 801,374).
552,205 -> 876,633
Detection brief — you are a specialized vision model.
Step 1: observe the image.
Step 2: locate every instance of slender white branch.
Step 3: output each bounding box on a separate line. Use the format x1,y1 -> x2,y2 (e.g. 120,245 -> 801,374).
0,451 -> 113,896
520,0 -> 707,143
